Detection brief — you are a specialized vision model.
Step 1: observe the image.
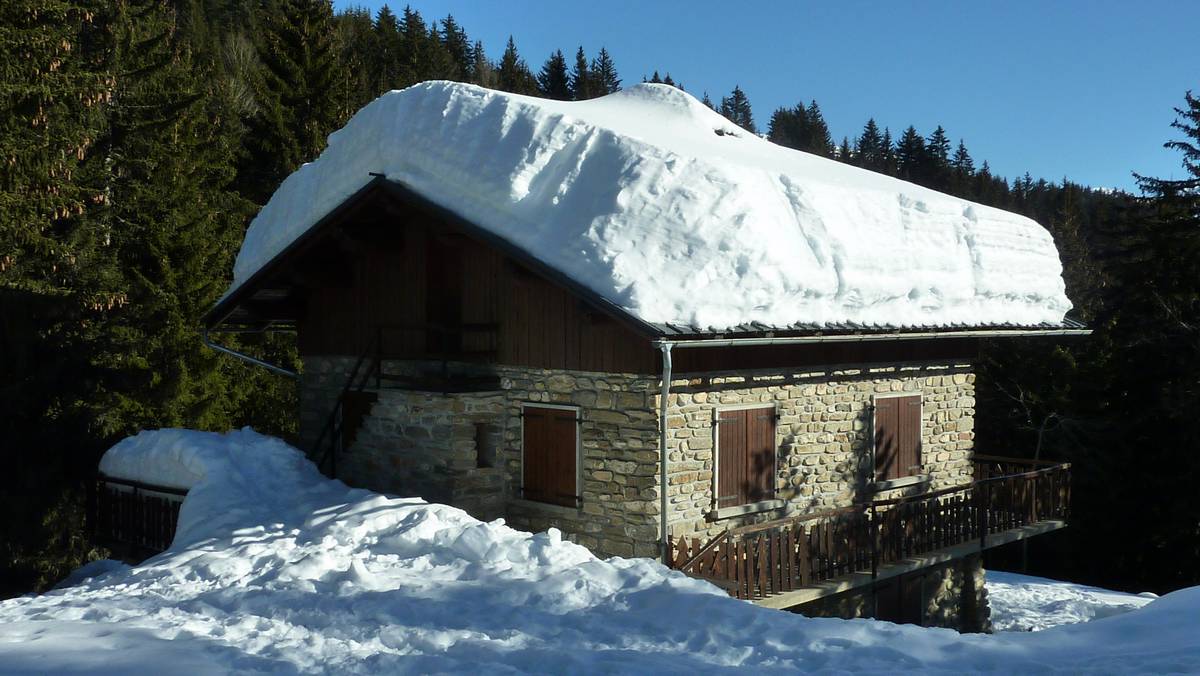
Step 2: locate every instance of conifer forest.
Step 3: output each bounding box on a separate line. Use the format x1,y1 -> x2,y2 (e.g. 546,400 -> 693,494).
2,0 -> 1198,599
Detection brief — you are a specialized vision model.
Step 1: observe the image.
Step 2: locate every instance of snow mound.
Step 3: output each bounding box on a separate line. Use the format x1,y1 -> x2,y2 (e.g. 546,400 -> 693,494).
4,429 -> 1197,674
226,81 -> 1072,332
987,571 -> 1155,632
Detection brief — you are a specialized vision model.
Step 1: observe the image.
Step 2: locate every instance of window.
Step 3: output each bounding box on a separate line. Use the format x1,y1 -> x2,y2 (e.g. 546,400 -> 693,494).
715,406 -> 777,509
874,394 -> 922,481
521,404 -> 580,507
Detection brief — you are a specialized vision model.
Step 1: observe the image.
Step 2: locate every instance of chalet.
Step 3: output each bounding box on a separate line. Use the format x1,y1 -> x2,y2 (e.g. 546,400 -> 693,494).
195,82 -> 1084,631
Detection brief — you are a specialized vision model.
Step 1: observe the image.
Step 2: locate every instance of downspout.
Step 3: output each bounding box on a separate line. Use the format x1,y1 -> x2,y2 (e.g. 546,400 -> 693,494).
657,340 -> 673,565
202,328 -> 299,379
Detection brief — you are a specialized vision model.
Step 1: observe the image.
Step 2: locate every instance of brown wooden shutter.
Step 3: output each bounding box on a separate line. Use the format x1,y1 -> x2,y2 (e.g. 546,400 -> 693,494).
717,407 -> 776,508
716,410 -> 746,509
747,409 -> 776,502
875,397 -> 898,480
875,395 -> 921,481
522,406 -> 578,506
900,395 -> 922,477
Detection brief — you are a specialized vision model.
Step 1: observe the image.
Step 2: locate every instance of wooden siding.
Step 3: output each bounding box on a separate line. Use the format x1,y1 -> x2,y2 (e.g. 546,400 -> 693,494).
295,202 -> 657,373
283,192 -> 978,376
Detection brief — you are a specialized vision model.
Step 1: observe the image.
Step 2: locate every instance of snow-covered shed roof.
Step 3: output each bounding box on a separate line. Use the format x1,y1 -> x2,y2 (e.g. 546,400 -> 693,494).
216,81 -> 1075,334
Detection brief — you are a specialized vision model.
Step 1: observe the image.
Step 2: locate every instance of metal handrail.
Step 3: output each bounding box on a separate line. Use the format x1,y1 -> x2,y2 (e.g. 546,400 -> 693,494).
312,333 -> 382,477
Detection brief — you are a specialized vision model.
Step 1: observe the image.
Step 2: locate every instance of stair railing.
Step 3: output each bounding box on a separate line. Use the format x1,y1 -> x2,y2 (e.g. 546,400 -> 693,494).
312,333 -> 382,477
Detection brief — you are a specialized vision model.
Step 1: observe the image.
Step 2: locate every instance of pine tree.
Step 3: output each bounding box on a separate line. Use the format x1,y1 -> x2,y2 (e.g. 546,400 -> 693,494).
701,91 -> 715,110
536,49 -> 571,100
855,118 -> 884,171
439,15 -> 471,81
371,5 -> 404,92
569,46 -> 591,100
880,127 -> 895,175
495,36 -> 537,95
951,140 -> 974,175
470,40 -> 495,88
0,0 -> 118,304
0,0 -> 121,595
927,125 -> 951,166
590,47 -> 620,94
332,7 -> 376,116
805,101 -> 833,157
97,0 -> 253,433
241,0 -> 342,204
951,140 -> 975,195
1087,92 -> 1200,589
720,85 -> 756,134
926,125 -> 952,188
838,136 -> 853,163
767,104 -> 809,150
894,126 -> 927,181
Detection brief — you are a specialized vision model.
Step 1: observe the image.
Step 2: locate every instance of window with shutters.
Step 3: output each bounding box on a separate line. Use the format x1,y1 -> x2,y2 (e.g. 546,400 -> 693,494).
874,394 -> 923,481
521,404 -> 580,507
715,406 -> 777,509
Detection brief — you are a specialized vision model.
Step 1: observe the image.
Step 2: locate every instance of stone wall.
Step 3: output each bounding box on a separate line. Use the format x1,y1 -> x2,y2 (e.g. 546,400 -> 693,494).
300,357 -> 977,563
300,356 -> 508,521
299,356 -> 660,558
659,363 -> 976,542
498,369 -> 661,559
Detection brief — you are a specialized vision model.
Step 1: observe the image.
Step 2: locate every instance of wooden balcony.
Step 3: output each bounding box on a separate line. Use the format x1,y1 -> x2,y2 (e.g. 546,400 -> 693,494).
669,458 -> 1070,607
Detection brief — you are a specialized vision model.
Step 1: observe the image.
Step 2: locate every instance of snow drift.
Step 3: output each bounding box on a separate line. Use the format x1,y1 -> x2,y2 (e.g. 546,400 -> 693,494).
224,81 -> 1072,332
2,429 -> 1198,674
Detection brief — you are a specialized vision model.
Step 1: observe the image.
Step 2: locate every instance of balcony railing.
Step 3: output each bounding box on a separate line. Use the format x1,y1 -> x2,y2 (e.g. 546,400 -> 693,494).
670,458 -> 1070,601
90,474 -> 187,560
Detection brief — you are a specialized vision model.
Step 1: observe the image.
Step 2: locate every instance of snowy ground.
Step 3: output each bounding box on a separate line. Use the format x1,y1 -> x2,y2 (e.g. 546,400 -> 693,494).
1,429 -> 1196,674
986,571 -> 1156,632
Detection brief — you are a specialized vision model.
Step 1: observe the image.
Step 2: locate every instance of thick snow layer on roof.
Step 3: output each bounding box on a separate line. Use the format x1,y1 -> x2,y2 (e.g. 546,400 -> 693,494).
2,429 -> 1198,673
226,82 -> 1072,331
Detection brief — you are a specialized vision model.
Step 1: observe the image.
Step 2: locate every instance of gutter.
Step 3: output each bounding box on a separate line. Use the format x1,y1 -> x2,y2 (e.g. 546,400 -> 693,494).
662,326 -> 1091,349
202,328 -> 299,379
656,341 -> 673,565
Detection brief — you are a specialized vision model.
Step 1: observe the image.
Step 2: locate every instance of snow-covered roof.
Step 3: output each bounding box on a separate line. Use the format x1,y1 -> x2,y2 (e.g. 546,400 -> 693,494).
223,81 -> 1073,332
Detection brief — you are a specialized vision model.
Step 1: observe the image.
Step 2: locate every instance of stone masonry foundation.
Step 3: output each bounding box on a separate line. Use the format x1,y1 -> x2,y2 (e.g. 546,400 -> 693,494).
300,357 -> 976,565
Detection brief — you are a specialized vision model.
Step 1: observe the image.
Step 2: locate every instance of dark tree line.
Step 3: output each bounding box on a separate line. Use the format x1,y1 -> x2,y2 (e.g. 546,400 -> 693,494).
2,0 -> 1196,598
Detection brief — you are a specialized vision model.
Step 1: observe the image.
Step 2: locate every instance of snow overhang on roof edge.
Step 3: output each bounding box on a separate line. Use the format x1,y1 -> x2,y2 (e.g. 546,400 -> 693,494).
212,81 -> 1079,335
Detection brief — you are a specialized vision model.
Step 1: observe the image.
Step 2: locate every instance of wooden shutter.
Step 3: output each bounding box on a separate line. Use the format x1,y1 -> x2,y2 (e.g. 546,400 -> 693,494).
522,406 -> 578,507
717,410 -> 746,509
875,395 -> 922,481
717,407 -> 776,508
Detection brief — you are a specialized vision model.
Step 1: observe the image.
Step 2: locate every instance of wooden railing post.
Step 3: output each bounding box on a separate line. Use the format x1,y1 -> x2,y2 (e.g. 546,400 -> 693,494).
978,480 -> 989,551
869,502 -> 879,582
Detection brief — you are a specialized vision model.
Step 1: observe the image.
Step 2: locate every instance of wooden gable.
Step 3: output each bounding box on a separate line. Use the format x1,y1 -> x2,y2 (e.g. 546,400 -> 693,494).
210,179 -> 659,374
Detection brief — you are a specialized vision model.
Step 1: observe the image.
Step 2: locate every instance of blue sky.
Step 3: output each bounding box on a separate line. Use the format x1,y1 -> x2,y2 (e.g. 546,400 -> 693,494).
333,0 -> 1198,192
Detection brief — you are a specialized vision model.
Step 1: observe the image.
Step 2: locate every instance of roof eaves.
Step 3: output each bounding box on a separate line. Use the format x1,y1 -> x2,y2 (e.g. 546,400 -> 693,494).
204,176 -> 390,329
